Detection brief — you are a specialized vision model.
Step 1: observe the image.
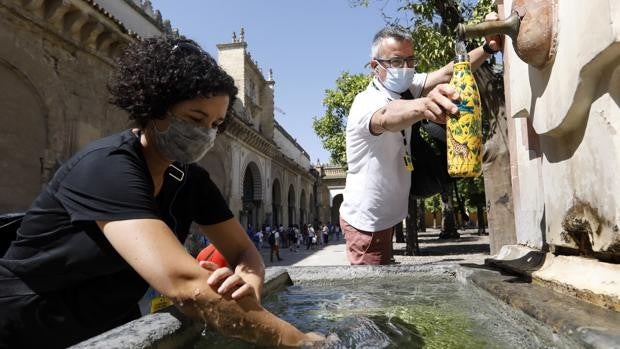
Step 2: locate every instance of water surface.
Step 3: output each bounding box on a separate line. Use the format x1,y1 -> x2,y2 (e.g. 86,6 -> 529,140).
194,271 -> 575,348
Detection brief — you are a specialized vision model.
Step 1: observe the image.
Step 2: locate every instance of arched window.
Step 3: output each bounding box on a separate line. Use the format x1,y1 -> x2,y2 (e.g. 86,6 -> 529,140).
242,162 -> 262,229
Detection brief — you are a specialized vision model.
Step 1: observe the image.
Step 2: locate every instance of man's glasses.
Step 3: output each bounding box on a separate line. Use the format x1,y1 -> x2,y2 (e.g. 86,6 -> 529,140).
375,57 -> 417,69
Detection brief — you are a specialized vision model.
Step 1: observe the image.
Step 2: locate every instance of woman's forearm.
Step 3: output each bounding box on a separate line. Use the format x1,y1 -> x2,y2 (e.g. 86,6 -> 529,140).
175,278 -> 308,346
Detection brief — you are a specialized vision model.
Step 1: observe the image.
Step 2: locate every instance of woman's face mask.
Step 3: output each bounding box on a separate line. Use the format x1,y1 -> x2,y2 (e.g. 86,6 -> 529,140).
378,65 -> 416,93
152,113 -> 217,164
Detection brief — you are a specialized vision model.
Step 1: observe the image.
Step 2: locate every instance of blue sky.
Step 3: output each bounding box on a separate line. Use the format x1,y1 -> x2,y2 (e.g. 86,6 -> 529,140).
149,0 -> 405,164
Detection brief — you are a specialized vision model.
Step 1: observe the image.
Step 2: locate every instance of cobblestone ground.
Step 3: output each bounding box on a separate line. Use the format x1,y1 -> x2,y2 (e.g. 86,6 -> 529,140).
259,228 -> 491,267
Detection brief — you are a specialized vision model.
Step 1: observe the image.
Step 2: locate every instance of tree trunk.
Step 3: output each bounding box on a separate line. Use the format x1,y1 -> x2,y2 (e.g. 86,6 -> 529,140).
395,221 -> 405,243
477,204 -> 486,235
417,199 -> 426,232
439,186 -> 459,239
405,195 -> 419,255
475,62 -> 517,253
453,183 -> 469,228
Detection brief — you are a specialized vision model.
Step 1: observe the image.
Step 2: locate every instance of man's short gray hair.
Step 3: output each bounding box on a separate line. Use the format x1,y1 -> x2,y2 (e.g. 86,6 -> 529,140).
371,26 -> 413,59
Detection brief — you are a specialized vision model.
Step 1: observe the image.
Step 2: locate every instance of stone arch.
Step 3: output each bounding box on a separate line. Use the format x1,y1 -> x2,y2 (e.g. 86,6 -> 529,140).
287,184 -> 296,226
272,178 -> 282,226
242,161 -> 262,230
300,189 -> 307,228
332,194 -> 344,227
240,154 -> 263,201
0,59 -> 47,212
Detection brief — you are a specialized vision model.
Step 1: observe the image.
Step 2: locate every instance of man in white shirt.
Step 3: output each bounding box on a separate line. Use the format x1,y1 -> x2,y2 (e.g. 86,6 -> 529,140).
255,230 -> 264,250
339,25 -> 501,265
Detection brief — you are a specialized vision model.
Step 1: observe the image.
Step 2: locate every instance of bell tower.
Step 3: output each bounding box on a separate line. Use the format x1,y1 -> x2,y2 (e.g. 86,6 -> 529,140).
217,28 -> 275,139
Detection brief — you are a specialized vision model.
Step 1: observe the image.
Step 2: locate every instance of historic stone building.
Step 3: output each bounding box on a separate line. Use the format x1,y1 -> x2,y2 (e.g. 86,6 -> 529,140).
210,30 -> 323,229
0,0 -> 343,230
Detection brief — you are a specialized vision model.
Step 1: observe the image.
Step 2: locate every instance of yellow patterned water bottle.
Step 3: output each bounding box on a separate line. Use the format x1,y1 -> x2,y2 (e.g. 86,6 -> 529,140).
447,43 -> 482,177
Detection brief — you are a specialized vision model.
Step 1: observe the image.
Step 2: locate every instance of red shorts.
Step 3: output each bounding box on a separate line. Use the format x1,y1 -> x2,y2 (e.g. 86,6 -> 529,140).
340,218 -> 393,265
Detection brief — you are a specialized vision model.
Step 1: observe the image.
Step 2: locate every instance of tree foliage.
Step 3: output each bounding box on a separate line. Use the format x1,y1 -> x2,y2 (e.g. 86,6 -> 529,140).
424,194 -> 441,214
356,0 -> 495,68
313,72 -> 371,166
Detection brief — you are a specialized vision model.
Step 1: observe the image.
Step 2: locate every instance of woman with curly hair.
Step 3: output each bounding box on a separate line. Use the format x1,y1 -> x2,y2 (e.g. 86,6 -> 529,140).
0,36 -> 322,348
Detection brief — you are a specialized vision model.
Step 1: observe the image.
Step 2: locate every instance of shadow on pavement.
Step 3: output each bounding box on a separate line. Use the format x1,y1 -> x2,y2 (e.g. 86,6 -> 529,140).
393,228 -> 491,260
414,243 -> 490,256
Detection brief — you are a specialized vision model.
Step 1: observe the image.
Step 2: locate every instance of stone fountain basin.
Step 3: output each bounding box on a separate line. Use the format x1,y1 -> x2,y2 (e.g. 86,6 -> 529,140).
70,264 -> 620,349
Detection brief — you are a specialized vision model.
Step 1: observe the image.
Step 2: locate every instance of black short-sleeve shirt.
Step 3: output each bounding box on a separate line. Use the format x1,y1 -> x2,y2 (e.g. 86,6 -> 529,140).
0,129 -> 233,346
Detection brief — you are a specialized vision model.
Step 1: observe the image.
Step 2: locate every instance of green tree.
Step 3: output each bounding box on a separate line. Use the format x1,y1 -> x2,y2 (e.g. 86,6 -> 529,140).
312,72 -> 371,166
424,194 -> 442,228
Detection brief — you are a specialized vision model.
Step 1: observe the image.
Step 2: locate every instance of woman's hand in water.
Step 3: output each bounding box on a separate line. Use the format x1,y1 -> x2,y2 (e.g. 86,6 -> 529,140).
304,332 -> 326,342
300,332 -> 342,347
198,261 -> 257,299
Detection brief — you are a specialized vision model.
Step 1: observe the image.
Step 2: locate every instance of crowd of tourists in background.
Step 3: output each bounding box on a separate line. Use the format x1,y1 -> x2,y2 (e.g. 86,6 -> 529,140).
245,222 -> 342,262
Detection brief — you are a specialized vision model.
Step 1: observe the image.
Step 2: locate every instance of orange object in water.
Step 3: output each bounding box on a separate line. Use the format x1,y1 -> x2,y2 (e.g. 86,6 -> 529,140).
196,244 -> 229,268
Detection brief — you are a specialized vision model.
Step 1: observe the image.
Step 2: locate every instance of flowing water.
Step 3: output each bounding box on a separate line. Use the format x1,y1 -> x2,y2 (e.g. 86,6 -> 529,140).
455,40 -> 468,56
193,271 -> 577,348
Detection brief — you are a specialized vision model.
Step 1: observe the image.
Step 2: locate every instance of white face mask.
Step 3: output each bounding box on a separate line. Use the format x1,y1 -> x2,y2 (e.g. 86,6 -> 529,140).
378,66 -> 416,93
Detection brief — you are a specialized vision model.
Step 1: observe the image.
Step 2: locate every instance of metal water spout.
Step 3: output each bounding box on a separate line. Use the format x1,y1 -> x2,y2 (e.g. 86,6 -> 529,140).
456,0 -> 558,69
456,12 -> 520,43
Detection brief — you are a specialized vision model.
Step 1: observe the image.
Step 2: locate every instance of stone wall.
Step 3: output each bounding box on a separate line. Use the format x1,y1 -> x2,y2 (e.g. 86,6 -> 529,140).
503,0 -> 619,258
273,124 -> 312,169
0,0 -> 133,212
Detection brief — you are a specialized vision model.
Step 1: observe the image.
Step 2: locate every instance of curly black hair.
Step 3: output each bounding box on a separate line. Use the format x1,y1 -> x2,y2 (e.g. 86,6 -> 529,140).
109,36 -> 238,128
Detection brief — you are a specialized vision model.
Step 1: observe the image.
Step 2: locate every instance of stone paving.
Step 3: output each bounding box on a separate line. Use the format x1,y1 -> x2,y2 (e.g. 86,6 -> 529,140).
259,228 -> 491,267
259,236 -> 349,267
